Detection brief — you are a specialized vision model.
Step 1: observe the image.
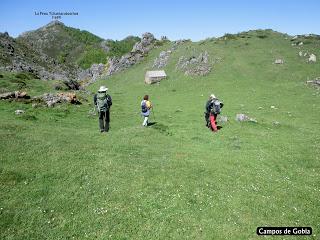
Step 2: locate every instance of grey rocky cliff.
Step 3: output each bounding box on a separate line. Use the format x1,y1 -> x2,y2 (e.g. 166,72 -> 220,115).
83,32 -> 157,85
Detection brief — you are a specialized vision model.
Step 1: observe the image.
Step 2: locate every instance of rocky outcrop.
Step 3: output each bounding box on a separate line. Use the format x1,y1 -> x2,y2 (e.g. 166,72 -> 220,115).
0,91 -> 30,100
106,32 -> 155,75
83,32 -> 157,85
152,40 -> 189,69
131,32 -> 155,54
33,92 -> 80,107
298,51 -> 318,63
106,52 -> 144,76
176,51 -> 212,76
153,50 -> 171,68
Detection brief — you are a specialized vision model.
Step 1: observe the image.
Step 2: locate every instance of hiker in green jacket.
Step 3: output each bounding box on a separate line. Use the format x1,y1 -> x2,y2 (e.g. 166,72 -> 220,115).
94,86 -> 112,133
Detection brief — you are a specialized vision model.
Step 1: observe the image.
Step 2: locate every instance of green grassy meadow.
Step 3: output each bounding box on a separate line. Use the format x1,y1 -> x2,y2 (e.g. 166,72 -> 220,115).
1,31 -> 320,239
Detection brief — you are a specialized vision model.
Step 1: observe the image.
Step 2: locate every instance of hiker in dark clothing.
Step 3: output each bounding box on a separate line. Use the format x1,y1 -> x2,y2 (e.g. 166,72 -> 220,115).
94,86 -> 112,132
205,94 -> 223,132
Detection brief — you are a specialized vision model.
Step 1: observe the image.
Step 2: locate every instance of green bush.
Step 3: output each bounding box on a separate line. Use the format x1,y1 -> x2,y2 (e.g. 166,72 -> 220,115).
107,36 -> 140,57
76,36 -> 140,69
57,52 -> 68,63
15,72 -> 32,80
64,27 -> 102,44
77,48 -> 108,69
223,33 -> 237,40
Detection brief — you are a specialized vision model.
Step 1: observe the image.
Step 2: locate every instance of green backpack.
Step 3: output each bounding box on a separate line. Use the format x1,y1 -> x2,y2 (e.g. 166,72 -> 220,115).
96,92 -> 109,112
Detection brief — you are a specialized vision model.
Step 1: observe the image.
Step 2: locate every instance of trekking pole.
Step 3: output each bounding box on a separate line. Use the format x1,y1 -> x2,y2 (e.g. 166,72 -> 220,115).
151,107 -> 156,121
105,111 -> 107,129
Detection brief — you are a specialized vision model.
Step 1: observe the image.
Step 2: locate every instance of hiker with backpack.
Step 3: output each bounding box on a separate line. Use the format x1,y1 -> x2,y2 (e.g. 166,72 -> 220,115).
94,86 -> 112,133
205,94 -> 224,132
141,95 -> 153,127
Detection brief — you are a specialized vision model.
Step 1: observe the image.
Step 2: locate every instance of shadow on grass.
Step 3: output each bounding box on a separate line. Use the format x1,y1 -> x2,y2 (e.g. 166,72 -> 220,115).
147,122 -> 157,126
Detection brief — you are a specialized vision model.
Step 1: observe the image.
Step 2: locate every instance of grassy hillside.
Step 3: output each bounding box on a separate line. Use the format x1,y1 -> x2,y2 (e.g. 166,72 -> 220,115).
1,30 -> 319,239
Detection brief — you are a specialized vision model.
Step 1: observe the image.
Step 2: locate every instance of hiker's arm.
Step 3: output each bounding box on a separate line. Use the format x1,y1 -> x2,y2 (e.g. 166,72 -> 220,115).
93,94 -> 97,106
205,101 -> 211,112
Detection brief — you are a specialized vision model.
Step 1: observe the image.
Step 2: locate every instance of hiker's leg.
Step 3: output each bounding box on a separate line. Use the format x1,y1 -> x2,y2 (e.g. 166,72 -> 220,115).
210,114 -> 218,132
105,111 -> 110,132
98,111 -> 104,132
214,114 -> 218,124
143,116 -> 148,126
205,112 -> 209,127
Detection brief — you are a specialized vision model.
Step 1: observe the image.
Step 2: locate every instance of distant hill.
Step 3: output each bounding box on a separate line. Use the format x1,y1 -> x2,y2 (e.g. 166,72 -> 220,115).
17,21 -> 140,69
0,31 -> 79,80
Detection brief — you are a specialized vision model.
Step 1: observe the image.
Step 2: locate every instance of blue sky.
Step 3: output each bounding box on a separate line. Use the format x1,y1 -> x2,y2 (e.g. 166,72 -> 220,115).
0,0 -> 319,41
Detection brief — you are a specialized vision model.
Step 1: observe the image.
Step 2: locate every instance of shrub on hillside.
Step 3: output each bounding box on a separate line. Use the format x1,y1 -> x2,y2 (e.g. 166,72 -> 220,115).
64,27 -> 102,44
223,33 -> 238,40
77,48 -> 108,69
57,52 -> 68,64
107,36 -> 140,57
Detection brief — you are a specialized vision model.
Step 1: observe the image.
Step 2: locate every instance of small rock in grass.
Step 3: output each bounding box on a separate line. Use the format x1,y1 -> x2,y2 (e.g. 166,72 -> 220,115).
248,118 -> 258,123
15,109 -> 25,115
308,54 -> 317,63
218,115 -> 228,123
274,59 -> 284,64
236,113 -> 249,122
235,113 -> 257,123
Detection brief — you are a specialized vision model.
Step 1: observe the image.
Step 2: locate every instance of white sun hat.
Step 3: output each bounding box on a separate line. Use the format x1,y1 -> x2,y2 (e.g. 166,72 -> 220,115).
210,94 -> 216,99
98,86 -> 108,92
